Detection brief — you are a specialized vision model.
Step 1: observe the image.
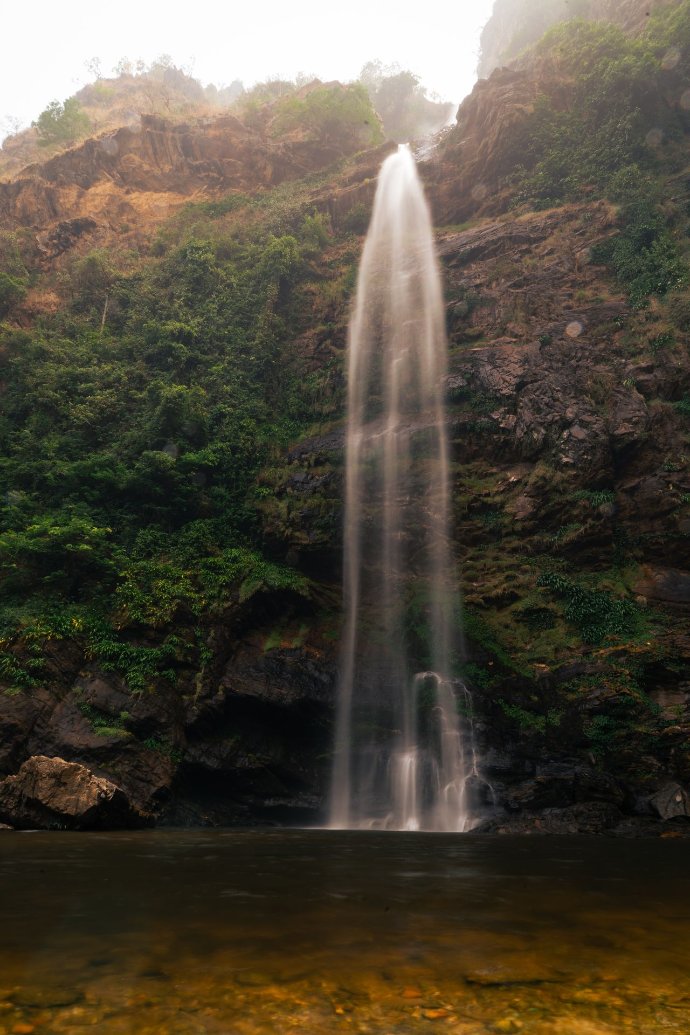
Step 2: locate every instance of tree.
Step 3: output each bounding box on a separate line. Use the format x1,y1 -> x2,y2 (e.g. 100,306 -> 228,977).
359,63 -> 453,142
33,98 -> 91,146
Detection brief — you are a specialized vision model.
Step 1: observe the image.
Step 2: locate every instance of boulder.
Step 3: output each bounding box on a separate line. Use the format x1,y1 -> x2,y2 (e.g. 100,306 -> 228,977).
0,755 -> 150,830
650,782 -> 690,821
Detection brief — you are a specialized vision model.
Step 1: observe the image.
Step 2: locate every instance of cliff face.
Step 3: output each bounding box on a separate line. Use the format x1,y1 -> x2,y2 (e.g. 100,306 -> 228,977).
478,0 -> 671,78
0,83 -> 381,272
433,0 -> 690,226
1,11 -> 690,833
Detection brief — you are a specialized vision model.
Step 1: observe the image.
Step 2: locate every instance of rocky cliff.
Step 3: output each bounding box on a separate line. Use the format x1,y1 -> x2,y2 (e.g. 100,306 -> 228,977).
0,9 -> 689,834
0,84 -> 381,275
478,0 -> 672,79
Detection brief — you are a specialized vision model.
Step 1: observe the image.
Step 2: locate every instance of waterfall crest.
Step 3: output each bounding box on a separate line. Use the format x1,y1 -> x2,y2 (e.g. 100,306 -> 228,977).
330,146 -> 478,832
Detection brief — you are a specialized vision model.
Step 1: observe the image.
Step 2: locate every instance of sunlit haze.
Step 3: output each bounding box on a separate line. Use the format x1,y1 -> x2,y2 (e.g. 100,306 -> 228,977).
1,0 -> 495,140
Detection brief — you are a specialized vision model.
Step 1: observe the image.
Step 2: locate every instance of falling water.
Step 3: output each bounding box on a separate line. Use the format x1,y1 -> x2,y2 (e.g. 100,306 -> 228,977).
330,146 -> 478,832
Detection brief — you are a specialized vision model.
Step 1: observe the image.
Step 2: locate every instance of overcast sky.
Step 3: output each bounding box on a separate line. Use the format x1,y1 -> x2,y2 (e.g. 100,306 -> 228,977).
1,0 -> 495,138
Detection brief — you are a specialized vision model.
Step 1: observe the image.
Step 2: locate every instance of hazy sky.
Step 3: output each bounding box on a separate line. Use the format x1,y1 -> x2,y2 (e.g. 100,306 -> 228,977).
1,0 -> 495,138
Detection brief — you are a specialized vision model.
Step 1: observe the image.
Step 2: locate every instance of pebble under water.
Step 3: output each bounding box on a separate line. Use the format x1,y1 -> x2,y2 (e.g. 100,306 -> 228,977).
0,830 -> 689,1034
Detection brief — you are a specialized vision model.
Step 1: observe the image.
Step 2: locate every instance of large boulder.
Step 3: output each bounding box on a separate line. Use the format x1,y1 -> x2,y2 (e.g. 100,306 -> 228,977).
650,782 -> 690,821
0,755 -> 150,830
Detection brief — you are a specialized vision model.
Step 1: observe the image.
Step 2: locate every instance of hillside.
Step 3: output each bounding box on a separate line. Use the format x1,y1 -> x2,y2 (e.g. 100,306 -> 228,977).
0,3 -> 690,832
0,61 -> 451,181
477,0 -> 673,78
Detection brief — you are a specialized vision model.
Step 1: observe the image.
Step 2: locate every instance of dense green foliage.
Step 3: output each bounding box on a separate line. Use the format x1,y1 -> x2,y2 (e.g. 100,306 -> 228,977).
590,171 -> 687,306
0,183 -> 349,690
33,98 -> 91,146
513,8 -> 690,204
0,233 -> 30,317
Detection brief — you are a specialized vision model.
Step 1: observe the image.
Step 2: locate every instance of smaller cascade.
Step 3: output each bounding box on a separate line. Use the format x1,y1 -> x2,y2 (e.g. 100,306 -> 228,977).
330,145 -> 483,832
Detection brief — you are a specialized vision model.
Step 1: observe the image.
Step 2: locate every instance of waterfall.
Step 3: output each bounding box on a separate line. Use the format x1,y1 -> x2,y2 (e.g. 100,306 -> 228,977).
330,146 -> 478,832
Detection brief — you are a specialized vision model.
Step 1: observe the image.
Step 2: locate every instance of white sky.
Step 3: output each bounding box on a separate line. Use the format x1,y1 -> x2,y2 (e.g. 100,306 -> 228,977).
1,0 -> 495,138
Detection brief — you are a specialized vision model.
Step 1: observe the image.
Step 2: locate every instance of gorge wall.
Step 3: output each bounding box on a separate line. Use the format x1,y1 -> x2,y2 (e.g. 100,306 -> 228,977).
0,7 -> 690,833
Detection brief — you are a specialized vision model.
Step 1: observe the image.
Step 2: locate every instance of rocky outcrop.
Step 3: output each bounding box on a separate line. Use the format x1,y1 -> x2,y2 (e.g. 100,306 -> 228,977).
430,0 -> 679,226
0,604 -> 337,828
478,0 -> 672,80
0,93 -> 383,268
0,755 -> 148,830
650,782 -> 690,819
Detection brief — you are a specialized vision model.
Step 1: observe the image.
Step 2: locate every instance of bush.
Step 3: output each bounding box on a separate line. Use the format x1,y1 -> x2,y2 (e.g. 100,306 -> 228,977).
33,98 -> 91,146
590,191 -> 686,306
270,83 -> 383,150
0,273 -> 26,316
536,571 -> 643,645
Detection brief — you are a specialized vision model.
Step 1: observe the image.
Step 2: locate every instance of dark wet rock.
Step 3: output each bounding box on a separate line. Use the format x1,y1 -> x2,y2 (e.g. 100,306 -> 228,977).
0,755 -> 151,830
0,687 -> 59,776
650,688 -> 690,721
76,669 -> 183,740
36,216 -> 98,258
650,782 -> 690,820
633,568 -> 690,607
32,694 -> 127,756
477,801 -> 624,835
502,764 -> 625,811
610,815 -> 690,838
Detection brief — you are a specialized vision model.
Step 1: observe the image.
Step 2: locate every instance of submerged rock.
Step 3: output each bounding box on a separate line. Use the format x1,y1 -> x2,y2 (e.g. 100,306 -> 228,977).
0,755 -> 150,830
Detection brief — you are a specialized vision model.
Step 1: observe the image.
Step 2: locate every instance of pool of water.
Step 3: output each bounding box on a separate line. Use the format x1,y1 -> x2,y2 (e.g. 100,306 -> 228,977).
0,830 -> 689,1033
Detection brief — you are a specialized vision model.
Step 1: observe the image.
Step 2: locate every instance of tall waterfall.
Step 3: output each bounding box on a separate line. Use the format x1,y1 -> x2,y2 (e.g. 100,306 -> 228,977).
330,146 -> 477,832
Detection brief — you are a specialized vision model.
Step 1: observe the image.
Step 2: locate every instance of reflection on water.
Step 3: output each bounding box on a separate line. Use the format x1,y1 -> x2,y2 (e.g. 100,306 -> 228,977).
0,831 -> 689,1033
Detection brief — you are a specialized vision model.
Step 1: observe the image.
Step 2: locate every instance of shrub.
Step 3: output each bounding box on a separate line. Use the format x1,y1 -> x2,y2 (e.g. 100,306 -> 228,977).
270,83 -> 383,150
0,273 -> 26,316
33,98 -> 91,146
536,571 -> 643,645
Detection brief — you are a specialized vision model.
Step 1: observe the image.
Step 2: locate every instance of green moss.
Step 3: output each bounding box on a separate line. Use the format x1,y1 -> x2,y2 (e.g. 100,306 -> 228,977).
77,702 -> 131,738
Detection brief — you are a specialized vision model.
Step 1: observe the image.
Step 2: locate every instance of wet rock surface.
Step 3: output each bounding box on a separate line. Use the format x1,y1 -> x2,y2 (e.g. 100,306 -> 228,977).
0,755 -> 149,830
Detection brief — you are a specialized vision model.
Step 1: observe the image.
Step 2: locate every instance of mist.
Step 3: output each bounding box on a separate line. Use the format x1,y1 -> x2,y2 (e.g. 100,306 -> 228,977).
1,0 -> 495,142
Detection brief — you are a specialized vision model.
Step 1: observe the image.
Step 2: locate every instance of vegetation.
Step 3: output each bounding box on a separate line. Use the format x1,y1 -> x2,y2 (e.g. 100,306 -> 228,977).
0,175 -> 347,691
359,61 -> 454,142
536,572 -> 644,645
269,83 -> 383,149
33,98 -> 91,146
502,7 -> 690,304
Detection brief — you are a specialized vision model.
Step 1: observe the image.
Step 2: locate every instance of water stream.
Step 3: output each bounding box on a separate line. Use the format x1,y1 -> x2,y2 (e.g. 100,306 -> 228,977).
330,146 -> 477,831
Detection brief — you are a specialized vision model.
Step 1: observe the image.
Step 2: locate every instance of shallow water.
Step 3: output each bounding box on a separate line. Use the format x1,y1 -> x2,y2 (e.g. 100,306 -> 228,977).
0,830 -> 689,1033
